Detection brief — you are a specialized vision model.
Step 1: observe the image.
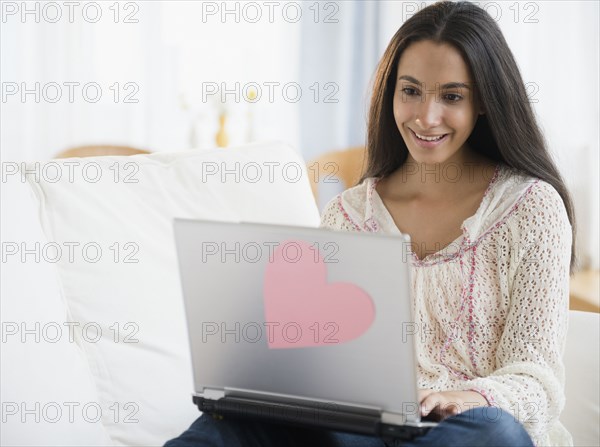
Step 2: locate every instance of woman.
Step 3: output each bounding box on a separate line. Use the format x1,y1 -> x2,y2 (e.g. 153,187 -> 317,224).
166,1 -> 574,445
321,0 -> 575,445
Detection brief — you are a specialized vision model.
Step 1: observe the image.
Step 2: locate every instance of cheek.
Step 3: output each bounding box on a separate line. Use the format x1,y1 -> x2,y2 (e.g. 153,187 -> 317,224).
392,97 -> 412,129
448,108 -> 477,133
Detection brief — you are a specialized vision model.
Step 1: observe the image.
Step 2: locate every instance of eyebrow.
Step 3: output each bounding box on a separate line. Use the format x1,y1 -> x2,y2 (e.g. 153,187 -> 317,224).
398,75 -> 471,90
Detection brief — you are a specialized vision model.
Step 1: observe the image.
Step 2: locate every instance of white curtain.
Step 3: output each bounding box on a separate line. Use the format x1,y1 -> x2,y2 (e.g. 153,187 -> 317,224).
306,0 -> 599,269
1,1 -> 301,160
2,1 -> 597,269
298,1 -> 382,162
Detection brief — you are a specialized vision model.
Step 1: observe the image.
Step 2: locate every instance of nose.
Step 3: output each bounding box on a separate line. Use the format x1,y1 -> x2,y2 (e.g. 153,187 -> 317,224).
415,93 -> 443,129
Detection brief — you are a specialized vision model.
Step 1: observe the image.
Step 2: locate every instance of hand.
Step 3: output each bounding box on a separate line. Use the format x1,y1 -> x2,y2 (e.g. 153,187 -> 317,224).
418,389 -> 489,421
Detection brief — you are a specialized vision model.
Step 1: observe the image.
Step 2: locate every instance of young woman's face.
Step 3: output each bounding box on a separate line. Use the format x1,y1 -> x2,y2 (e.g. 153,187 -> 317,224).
393,40 -> 482,165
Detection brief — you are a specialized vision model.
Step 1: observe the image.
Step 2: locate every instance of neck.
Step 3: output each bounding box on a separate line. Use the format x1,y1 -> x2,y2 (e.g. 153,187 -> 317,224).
385,149 -> 496,201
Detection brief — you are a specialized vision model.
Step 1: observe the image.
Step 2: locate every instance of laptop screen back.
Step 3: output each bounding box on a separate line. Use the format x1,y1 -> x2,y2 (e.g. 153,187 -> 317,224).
174,219 -> 420,421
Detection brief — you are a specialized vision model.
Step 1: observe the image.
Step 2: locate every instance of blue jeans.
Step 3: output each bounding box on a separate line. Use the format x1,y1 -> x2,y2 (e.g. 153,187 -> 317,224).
164,407 -> 534,447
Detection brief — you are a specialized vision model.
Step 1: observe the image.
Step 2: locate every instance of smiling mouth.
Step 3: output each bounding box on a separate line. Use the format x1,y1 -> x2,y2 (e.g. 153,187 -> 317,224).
411,129 -> 448,141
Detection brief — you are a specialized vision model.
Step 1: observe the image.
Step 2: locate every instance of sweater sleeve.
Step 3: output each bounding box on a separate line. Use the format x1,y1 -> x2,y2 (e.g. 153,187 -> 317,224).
457,181 -> 572,445
319,195 -> 361,232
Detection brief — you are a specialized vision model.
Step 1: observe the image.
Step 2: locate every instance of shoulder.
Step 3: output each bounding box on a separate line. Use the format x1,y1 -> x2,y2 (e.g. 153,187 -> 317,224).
491,166 -> 572,249
503,168 -> 570,227
523,177 -> 568,214
479,165 -> 568,228
466,165 -> 571,250
319,178 -> 375,231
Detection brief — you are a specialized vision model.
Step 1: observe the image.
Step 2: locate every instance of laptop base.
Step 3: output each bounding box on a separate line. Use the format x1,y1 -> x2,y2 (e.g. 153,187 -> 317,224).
193,395 -> 433,443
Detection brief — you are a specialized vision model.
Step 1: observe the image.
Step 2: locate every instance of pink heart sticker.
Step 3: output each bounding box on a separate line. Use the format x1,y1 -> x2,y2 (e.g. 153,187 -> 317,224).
263,239 -> 375,349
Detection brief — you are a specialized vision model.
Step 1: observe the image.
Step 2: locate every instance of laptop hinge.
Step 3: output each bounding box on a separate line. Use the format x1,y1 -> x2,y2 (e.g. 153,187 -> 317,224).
381,411 -> 406,425
200,388 -> 226,400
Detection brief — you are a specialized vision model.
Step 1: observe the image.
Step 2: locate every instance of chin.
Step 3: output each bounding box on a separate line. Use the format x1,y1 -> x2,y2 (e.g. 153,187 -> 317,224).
410,154 -> 452,165
406,143 -> 467,166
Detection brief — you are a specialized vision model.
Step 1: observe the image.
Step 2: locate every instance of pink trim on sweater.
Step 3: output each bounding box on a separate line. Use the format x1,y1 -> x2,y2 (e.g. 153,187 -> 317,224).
466,245 -> 480,373
410,178 -> 540,268
336,195 -> 363,232
471,180 -> 540,249
338,184 -> 381,233
408,164 -> 501,267
364,180 -> 380,232
436,180 -> 540,380
468,387 -> 498,407
438,245 -> 478,381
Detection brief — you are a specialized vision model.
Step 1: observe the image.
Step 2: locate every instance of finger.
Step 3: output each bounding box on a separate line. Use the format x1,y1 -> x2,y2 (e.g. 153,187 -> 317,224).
420,393 -> 443,416
417,389 -> 435,404
442,402 -> 460,418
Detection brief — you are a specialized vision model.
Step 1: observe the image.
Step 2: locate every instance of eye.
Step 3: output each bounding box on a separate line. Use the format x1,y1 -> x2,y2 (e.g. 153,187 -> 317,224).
401,87 -> 419,96
444,93 -> 463,103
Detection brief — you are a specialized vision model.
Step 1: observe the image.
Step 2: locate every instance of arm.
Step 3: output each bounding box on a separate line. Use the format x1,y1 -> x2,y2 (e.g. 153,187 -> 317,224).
456,182 -> 572,442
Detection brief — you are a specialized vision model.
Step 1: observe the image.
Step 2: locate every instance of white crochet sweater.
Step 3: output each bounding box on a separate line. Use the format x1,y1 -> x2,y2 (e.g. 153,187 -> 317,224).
319,164 -> 573,447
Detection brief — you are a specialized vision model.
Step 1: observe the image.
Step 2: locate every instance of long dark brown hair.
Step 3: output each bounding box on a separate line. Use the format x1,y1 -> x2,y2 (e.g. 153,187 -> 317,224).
361,0 -> 577,271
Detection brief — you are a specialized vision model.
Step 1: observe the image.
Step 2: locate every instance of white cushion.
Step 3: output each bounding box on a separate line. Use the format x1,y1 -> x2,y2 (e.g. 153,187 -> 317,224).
562,310 -> 600,446
1,175 -> 113,445
20,141 -> 320,445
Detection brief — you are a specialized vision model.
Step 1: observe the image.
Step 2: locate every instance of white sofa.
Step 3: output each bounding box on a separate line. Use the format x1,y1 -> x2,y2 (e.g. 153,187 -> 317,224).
1,141 -> 598,446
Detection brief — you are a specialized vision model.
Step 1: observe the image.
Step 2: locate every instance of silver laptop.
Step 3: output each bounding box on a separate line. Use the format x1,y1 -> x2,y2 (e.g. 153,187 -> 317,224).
173,218 -> 437,442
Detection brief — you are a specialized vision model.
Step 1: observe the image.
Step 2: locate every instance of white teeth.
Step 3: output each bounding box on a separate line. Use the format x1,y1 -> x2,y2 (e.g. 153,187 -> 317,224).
415,132 -> 445,141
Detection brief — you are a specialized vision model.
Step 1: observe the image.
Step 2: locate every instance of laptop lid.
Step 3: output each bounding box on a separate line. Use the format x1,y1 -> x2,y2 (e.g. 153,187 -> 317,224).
174,218 -> 423,425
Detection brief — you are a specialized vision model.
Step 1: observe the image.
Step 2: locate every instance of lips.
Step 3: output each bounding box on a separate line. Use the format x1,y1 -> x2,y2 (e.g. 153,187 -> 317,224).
408,128 -> 449,148
412,129 -> 447,141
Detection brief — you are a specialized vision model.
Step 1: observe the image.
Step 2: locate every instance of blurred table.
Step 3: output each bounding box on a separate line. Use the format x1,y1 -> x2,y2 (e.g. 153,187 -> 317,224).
570,270 -> 600,313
